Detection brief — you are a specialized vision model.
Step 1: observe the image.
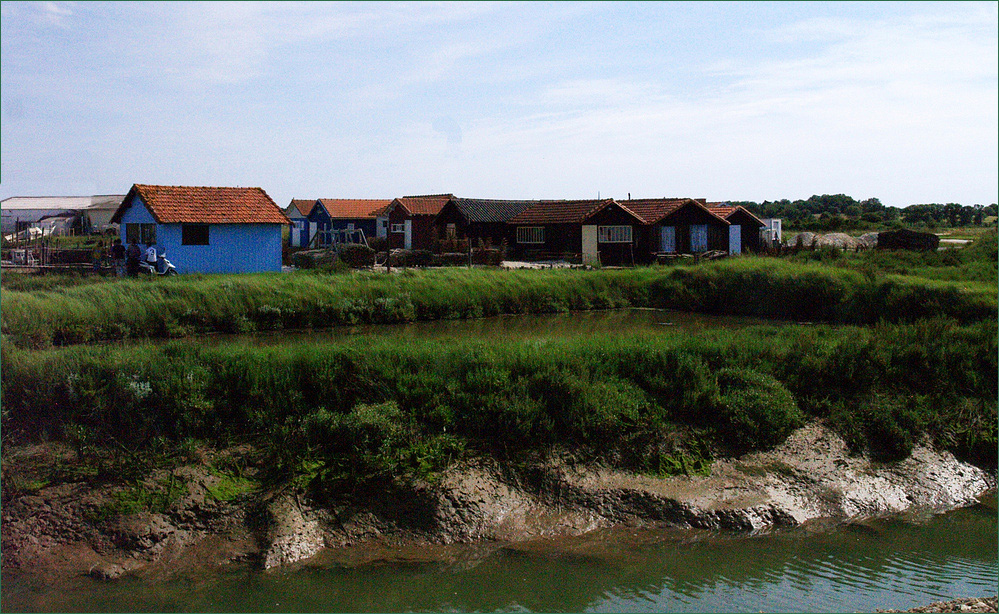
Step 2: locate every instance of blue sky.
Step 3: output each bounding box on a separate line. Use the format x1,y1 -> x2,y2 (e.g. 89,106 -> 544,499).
2,1 -> 996,208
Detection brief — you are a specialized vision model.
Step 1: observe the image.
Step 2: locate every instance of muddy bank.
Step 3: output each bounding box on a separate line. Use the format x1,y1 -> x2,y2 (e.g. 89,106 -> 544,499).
2,424 -> 994,583
879,596 -> 998,613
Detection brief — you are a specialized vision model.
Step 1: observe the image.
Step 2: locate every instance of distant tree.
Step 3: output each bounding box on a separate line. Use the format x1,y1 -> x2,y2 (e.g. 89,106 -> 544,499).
944,203 -> 962,227
860,198 -> 884,213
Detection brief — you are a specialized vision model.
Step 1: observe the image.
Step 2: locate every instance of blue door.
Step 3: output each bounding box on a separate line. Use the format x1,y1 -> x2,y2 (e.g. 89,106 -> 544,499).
660,226 -> 676,253
690,224 -> 708,252
729,225 -> 741,254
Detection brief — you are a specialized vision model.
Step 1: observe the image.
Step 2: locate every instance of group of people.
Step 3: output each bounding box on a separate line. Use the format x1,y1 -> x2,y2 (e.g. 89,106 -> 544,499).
106,238 -> 162,276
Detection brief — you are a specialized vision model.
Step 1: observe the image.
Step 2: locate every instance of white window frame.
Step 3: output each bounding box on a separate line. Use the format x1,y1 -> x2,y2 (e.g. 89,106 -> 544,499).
598,225 -> 632,243
516,226 -> 545,244
390,223 -> 405,233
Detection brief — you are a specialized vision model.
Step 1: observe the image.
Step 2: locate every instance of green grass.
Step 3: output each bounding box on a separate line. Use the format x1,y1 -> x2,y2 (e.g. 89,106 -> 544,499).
4,319 -> 995,493
2,257 -> 994,349
4,245 -> 994,494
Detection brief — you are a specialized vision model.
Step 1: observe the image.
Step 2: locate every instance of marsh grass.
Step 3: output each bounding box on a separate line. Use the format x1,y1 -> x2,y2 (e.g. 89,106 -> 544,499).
2,260 -> 994,349
4,320 -> 995,491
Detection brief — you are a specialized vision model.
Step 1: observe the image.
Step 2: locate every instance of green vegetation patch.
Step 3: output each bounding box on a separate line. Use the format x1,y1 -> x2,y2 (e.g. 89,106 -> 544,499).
2,252 -> 994,349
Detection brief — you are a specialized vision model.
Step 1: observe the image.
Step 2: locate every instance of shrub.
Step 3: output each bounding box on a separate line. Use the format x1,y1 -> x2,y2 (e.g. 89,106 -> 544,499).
713,368 -> 803,451
337,244 -> 375,268
856,393 -> 923,461
433,253 -> 470,267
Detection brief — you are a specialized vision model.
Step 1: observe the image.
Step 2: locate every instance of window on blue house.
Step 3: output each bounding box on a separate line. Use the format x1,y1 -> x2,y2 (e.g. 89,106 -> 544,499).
126,223 -> 156,245
182,224 -> 210,245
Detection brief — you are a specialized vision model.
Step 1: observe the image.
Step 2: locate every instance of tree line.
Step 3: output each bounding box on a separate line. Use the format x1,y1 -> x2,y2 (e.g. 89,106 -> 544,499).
727,194 -> 998,231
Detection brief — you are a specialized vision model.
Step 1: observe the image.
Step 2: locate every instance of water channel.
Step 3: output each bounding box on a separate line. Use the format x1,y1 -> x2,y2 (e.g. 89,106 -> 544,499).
5,309 -> 995,612
181,307 -> 793,347
3,496 -> 995,612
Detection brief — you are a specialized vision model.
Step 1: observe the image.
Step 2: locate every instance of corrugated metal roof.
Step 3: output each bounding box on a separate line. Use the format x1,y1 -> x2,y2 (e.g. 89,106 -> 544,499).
112,184 -> 290,225
1,195 -> 125,210
450,198 -> 541,223
319,199 -> 392,219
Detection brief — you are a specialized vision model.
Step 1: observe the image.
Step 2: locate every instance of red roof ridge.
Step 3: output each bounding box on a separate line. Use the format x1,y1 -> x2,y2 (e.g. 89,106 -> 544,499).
113,184 -> 290,225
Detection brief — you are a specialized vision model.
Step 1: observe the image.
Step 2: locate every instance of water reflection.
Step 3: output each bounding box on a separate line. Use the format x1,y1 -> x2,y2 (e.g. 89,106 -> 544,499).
170,308 -> 787,348
3,499 -> 995,613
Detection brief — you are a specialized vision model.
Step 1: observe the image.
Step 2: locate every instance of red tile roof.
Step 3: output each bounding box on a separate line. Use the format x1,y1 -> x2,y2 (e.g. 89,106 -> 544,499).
620,198 -> 690,225
112,184 -> 290,225
391,194 -> 454,216
288,199 -> 318,217
621,198 -> 729,225
707,205 -> 765,226
707,206 -> 737,218
508,199 -> 644,225
318,199 -> 392,219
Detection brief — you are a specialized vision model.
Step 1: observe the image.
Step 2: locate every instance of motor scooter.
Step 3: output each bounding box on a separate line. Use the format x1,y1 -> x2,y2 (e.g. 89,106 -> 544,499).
138,252 -> 178,276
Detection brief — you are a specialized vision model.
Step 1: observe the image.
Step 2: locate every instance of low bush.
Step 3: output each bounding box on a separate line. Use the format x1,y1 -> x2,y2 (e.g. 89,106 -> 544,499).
337,244 -> 375,268
713,368 -> 803,451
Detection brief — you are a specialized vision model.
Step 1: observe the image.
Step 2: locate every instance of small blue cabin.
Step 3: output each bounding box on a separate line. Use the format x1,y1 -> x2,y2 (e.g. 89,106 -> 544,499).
111,184 -> 291,274
285,199 -> 317,248
318,199 -> 392,242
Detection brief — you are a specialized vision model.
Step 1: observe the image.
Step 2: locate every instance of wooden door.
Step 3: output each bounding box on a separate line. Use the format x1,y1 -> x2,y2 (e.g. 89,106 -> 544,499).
660,226 -> 676,253
581,225 -> 598,264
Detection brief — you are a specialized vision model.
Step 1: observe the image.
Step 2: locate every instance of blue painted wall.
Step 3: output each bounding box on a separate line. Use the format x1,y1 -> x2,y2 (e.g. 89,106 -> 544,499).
118,194 -> 284,274
329,218 -> 377,236
286,207 -> 310,247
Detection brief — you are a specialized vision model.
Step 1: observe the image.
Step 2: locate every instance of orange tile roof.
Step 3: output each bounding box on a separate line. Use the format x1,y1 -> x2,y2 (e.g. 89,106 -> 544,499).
391,194 -> 454,216
113,184 -> 290,225
707,205 -> 764,226
621,198 -> 729,225
508,199 -> 644,225
620,198 -> 689,225
288,199 -> 318,217
707,206 -> 737,218
318,198 -> 392,219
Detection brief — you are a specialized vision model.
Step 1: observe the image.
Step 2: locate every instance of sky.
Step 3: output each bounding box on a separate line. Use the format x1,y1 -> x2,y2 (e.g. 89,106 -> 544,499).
2,1 -> 996,209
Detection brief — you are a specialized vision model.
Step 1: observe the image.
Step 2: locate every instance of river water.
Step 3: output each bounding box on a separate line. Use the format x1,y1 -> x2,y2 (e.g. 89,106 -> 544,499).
184,307 -> 791,347
3,496 -> 995,613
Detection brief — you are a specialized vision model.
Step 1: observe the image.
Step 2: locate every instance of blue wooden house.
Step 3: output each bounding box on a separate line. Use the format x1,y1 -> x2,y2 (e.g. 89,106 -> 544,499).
318,199 -> 392,242
284,198 -> 335,248
110,184 -> 291,274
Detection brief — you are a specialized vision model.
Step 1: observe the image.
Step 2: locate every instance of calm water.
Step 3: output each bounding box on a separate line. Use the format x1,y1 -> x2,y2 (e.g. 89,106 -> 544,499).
4,497 -> 995,613
189,308 -> 791,347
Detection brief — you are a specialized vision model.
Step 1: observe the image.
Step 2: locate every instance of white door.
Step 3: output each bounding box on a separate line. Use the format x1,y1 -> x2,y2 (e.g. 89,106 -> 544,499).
728,225 -> 741,254
404,220 -> 412,250
309,222 -> 318,247
690,224 -> 708,252
660,226 -> 676,253
581,225 -> 598,264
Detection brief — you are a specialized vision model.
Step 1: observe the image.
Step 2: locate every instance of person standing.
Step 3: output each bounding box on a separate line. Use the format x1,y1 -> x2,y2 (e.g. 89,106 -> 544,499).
111,239 -> 126,277
125,238 -> 141,277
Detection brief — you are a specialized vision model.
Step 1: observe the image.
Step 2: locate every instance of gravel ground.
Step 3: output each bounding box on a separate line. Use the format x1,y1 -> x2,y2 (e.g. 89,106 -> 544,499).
878,596 -> 998,613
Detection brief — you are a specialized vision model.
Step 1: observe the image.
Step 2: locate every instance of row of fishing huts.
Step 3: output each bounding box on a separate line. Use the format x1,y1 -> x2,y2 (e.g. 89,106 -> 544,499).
3,184 -> 779,275
287,193 -> 779,266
